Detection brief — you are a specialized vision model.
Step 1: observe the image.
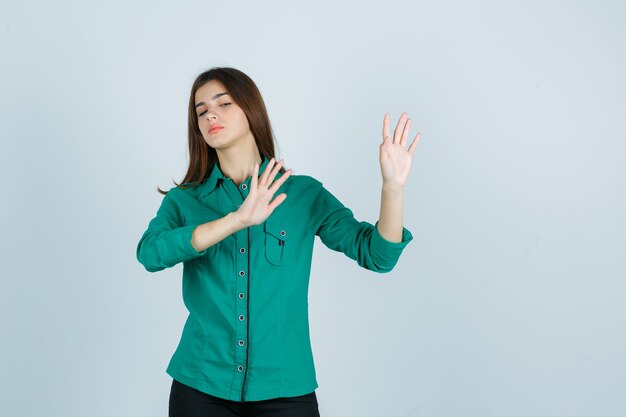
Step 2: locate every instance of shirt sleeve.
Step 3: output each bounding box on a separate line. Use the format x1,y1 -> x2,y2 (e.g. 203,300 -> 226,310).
308,177 -> 413,273
136,188 -> 208,272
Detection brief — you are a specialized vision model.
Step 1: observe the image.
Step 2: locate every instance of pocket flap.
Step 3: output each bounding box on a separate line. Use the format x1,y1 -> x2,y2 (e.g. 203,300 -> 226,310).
264,216 -> 305,241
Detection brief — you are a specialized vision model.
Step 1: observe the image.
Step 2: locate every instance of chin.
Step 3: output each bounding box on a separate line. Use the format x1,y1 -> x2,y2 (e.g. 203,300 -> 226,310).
202,138 -> 218,149
205,137 -> 232,150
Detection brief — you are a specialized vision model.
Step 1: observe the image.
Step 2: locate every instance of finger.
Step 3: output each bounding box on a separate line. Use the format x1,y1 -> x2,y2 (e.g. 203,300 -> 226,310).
260,157 -> 276,186
268,193 -> 287,212
393,112 -> 408,144
268,168 -> 292,194
382,113 -> 390,144
251,161 -> 259,190
268,159 -> 284,183
400,118 -> 411,147
408,132 -> 421,155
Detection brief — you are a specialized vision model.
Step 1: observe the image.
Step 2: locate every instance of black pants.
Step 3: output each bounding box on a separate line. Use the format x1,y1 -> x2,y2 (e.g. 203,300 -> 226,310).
169,379 -> 321,417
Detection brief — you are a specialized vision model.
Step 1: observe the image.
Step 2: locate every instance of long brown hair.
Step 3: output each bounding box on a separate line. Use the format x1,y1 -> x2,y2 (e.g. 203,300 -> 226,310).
157,67 -> 285,195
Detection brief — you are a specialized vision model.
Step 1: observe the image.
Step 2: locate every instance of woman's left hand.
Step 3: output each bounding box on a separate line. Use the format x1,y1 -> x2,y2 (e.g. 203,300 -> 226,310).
379,112 -> 421,188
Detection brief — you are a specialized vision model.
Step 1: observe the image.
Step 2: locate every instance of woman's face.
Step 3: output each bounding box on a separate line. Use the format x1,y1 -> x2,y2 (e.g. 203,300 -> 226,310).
194,80 -> 252,149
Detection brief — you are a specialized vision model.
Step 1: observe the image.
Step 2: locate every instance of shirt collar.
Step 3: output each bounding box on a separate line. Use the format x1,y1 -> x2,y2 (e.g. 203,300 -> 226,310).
199,155 -> 271,197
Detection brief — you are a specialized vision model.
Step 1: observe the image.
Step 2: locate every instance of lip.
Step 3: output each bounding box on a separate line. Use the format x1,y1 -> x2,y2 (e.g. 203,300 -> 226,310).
208,125 -> 224,134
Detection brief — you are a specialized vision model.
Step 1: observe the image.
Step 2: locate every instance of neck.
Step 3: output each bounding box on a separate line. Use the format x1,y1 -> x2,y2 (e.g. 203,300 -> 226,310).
216,142 -> 263,186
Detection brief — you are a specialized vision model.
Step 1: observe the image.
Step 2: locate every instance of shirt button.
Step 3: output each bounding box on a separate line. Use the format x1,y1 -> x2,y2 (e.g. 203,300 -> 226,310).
237,365 -> 244,372
239,315 -> 245,321
238,340 -> 245,346
239,270 -> 245,277
280,230 -> 286,237
238,292 -> 245,299
241,183 -> 247,190
240,247 -> 246,254
238,204 -> 242,209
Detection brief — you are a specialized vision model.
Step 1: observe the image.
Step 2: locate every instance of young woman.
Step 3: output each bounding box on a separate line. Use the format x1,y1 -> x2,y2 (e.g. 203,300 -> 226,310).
136,67 -> 420,417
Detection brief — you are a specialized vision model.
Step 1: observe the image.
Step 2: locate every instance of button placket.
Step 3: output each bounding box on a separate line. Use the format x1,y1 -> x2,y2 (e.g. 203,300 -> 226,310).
233,213 -> 249,389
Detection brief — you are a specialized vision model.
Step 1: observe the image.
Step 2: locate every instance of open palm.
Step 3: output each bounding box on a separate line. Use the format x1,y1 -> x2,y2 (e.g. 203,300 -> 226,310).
379,112 -> 421,187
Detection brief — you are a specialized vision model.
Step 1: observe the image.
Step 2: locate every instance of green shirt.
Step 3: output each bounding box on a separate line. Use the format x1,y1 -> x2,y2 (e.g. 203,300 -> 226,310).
136,155 -> 414,402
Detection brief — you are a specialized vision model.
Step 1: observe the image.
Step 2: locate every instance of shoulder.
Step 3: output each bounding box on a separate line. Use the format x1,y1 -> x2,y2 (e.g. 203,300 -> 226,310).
165,181 -> 204,202
284,172 -> 322,187
284,173 -> 323,193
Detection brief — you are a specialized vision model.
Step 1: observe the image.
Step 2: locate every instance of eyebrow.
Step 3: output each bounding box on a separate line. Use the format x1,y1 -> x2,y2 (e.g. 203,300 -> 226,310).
195,92 -> 229,108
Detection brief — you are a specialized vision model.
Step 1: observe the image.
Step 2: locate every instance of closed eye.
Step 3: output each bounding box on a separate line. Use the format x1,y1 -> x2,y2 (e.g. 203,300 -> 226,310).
198,103 -> 231,117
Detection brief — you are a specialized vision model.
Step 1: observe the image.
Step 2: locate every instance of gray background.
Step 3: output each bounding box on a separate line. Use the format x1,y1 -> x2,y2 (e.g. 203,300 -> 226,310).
1,1 -> 625,416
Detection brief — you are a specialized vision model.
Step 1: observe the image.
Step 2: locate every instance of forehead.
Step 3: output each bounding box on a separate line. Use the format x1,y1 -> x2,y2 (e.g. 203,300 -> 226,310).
195,80 -> 228,103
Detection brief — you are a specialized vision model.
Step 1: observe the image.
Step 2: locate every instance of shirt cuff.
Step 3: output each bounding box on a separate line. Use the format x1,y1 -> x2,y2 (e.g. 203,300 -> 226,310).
370,220 -> 414,266
156,223 -> 209,265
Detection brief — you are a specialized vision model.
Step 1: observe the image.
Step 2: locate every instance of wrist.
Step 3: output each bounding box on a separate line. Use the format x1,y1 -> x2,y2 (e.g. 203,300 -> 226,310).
382,182 -> 404,193
229,210 -> 249,230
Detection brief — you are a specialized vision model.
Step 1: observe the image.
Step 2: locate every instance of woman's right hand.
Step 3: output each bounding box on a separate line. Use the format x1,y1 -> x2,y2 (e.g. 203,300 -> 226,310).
234,158 -> 292,227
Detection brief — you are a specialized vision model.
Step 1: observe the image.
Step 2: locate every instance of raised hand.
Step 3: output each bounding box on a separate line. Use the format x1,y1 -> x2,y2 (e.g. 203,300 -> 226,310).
235,158 -> 292,227
380,112 -> 421,188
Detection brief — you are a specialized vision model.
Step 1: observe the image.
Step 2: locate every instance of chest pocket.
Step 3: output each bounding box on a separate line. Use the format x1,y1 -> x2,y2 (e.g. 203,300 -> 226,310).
263,216 -> 305,266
